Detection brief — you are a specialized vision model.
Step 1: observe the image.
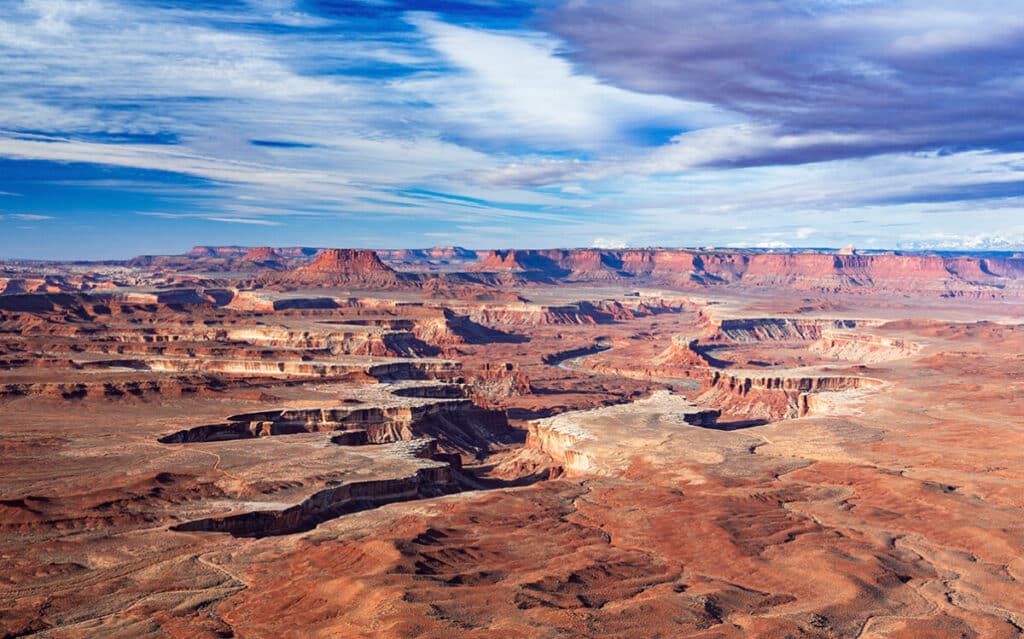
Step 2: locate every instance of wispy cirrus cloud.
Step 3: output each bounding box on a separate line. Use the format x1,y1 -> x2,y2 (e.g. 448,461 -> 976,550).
399,12 -> 730,151
0,0 -> 636,239
0,212 -> 54,221
0,0 -> 1022,258
139,212 -> 283,226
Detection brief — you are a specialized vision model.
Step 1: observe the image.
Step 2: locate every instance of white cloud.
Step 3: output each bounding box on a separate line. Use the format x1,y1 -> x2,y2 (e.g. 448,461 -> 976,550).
138,212 -> 282,226
0,0 -> 1021,253
0,2 -> 599,230
401,13 -> 733,150
725,239 -> 793,249
472,124 -> 884,186
0,212 -> 54,221
591,237 -> 628,249
896,233 -> 1024,251
203,216 -> 283,226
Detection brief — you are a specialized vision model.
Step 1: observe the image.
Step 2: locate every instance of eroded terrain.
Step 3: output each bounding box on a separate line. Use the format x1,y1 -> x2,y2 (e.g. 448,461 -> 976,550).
2,246 -> 1023,638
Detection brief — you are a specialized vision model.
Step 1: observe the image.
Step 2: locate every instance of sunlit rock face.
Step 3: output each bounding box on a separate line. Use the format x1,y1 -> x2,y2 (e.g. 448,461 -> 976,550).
2,248 -> 1023,638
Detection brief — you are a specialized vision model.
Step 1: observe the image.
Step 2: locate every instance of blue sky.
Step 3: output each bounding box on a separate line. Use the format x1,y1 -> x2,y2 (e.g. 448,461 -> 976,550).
0,0 -> 1022,259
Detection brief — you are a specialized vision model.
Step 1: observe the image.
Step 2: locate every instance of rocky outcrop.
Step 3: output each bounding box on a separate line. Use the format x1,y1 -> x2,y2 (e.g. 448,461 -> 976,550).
173,464 -> 457,537
0,277 -> 81,295
707,371 -> 880,395
242,246 -> 284,268
0,376 -> 234,401
187,246 -> 249,258
699,371 -> 882,420
133,356 -> 458,381
266,249 -> 407,289
466,248 -> 1024,297
302,249 -> 391,275
222,325 -> 439,357
713,318 -> 880,342
526,418 -> 598,476
114,289 -> 230,306
376,246 -> 478,266
111,246 -> 1024,296
542,342 -> 612,366
810,331 -> 921,364
274,247 -> 322,258
115,246 -> 1024,296
526,391 -> 721,477
707,316 -> 921,365
471,250 -> 564,275
463,299 -> 679,327
160,397 -> 512,455
652,336 -> 712,371
410,309 -> 519,347
472,249 -> 694,282
226,291 -> 347,311
423,246 -> 477,261
467,362 -> 531,406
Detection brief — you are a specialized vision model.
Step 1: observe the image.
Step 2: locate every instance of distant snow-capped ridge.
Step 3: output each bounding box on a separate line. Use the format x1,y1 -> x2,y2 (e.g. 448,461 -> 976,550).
897,234 -> 1024,252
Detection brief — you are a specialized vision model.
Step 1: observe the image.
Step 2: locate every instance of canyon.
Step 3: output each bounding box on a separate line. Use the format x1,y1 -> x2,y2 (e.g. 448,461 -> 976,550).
1,246 -> 1023,638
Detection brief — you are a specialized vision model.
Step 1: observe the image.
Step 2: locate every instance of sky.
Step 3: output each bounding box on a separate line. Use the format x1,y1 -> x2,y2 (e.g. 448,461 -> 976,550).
0,0 -> 1023,259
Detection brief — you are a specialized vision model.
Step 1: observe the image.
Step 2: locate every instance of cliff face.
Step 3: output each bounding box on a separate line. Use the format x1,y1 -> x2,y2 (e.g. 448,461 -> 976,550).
699,371 -> 882,420
809,331 -> 920,364
172,465 -> 457,537
242,246 -> 282,264
129,246 -> 1024,296
652,336 -> 710,370
468,249 -> 1024,296
301,249 -> 392,275
472,249 -> 685,281
377,246 -> 478,262
471,250 -> 568,275
160,399 -> 512,456
526,419 -> 598,476
525,391 -> 721,477
461,299 -> 679,327
187,246 -> 249,258
713,318 -> 877,342
268,249 -> 406,289
121,245 -> 1024,296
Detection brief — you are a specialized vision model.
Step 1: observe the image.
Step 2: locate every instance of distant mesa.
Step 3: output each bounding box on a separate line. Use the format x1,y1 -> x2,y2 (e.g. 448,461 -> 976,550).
186,246 -> 218,258
243,246 -> 283,265
472,250 -> 542,272
275,247 -> 322,258
471,248 -> 678,281
187,246 -> 248,259
376,246 -> 478,265
471,250 -> 589,278
301,249 -> 391,274
263,248 -> 405,289
120,244 -> 1024,298
427,246 -> 477,260
467,247 -> 1024,296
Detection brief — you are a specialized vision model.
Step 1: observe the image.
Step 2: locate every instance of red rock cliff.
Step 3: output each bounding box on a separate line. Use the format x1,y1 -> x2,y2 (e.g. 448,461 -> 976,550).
269,249 -> 403,288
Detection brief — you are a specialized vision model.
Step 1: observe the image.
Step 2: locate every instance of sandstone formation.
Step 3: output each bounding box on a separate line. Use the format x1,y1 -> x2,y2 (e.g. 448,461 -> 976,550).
2,249 -> 1024,638
187,245 -> 249,258
300,248 -> 399,280
241,246 -> 283,267
264,248 -> 407,289
470,248 -> 1024,297
107,245 -> 1024,297
527,391 -> 721,476
375,246 -> 478,268
698,370 -> 883,420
